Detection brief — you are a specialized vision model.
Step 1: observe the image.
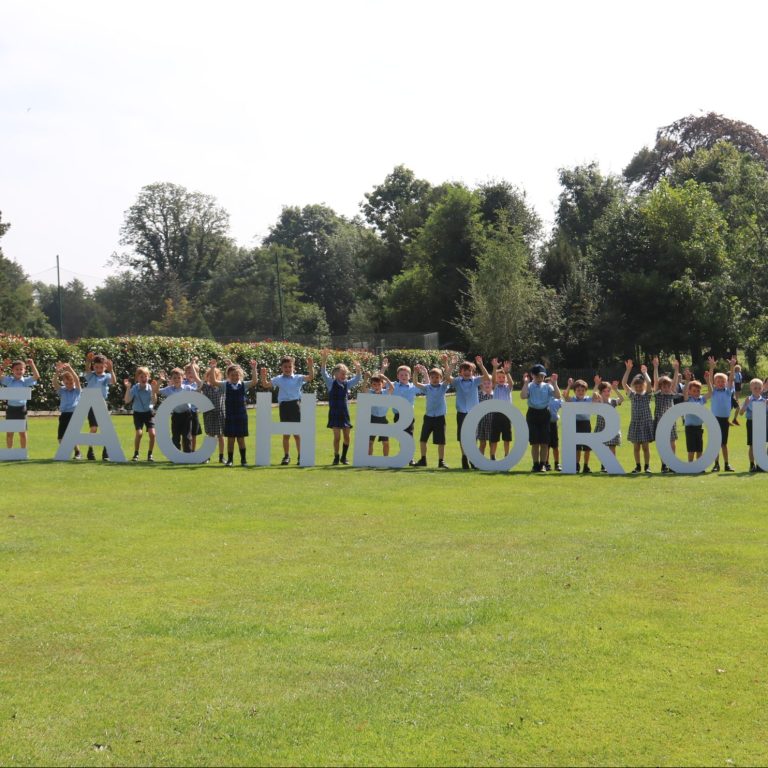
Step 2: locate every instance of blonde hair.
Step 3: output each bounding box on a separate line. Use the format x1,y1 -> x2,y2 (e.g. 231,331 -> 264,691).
332,363 -> 350,376
135,366 -> 150,378
397,365 -> 411,374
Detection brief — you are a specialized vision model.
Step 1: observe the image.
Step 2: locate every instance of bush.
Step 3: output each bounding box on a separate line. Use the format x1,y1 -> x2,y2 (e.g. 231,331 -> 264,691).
0,335 -> 463,410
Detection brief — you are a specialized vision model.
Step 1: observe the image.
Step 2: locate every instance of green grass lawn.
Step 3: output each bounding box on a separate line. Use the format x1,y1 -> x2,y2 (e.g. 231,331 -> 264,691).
1,401 -> 767,766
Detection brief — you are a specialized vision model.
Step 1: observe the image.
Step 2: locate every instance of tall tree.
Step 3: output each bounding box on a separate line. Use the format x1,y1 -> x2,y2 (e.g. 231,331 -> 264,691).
117,182 -> 232,300
0,212 -> 55,336
476,180 -> 541,248
624,112 -> 768,191
264,205 -> 363,334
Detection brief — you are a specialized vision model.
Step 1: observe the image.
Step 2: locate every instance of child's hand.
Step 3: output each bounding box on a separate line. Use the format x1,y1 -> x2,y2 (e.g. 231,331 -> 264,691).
106,359 -> 114,371
475,355 -> 484,366
707,356 -> 716,366
249,359 -> 257,369
567,377 -> 574,388
123,378 -> 130,388
729,356 -> 737,367
640,364 -> 648,374
441,353 -> 449,364
611,380 -> 619,389
208,359 -> 217,368
672,359 -> 680,370
381,357 -> 388,368
625,359 -> 633,370
704,369 -> 711,379
652,355 -> 659,367
594,374 -> 601,385
550,372 -> 558,383
503,361 -> 511,373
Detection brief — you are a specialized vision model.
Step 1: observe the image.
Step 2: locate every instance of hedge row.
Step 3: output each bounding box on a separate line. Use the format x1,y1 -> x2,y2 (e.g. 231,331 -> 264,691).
0,335 -> 461,411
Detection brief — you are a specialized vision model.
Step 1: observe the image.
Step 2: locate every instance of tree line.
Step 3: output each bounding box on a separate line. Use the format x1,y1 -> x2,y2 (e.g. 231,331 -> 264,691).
2,112 -> 768,370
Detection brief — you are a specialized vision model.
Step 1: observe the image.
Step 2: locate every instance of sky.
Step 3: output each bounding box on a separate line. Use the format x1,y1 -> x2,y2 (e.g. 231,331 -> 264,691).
2,0 -> 768,289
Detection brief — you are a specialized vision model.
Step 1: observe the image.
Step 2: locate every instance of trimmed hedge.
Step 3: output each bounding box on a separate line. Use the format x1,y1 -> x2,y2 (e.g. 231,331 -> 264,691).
0,335 -> 461,411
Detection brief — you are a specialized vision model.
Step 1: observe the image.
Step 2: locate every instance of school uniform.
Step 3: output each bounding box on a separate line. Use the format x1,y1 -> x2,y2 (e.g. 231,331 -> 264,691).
368,389 -> 389,442
392,381 -> 417,435
1,376 -> 36,421
159,383 -> 197,451
526,381 -> 554,445
743,394 -> 766,446
321,368 -> 362,429
220,380 -> 252,438
596,399 -> 622,446
453,375 -> 482,440
628,391 -> 654,444
684,395 -> 706,453
571,395 -> 592,450
128,383 -> 155,431
476,390 -> 494,442
654,392 -> 677,441
420,383 -> 449,445
490,383 -> 512,443
84,371 -> 112,427
200,382 -> 225,436
710,386 -> 735,446
57,386 -> 80,439
271,373 -> 306,423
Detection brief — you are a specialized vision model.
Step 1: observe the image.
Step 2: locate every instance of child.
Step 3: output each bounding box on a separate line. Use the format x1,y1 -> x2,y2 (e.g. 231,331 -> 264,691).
731,364 -> 743,426
489,359 -> 514,461
390,361 -> 418,466
593,377 -> 624,472
476,376 -> 495,458
320,349 -> 362,465
413,362 -> 450,468
652,356 -> 681,473
183,360 -> 204,452
123,366 -> 157,462
563,377 -> 593,473
739,378 -> 766,472
0,358 -> 39,450
153,367 -> 200,454
519,363 -> 561,472
218,361 -> 258,466
52,362 -> 81,459
260,354 -> 314,465
706,355 -> 737,472
545,379 -> 563,472
83,352 -> 116,461
445,354 -> 484,470
683,378 -> 708,464
201,360 -> 226,464
362,371 -> 392,457
621,359 -> 654,474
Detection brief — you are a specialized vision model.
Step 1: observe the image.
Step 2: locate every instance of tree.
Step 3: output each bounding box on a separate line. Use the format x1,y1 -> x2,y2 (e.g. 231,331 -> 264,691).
0,212 -> 55,336
476,180 -> 541,248
117,182 -> 232,300
591,179 -> 739,363
93,271 -> 157,335
36,279 -> 110,339
455,222 -> 559,361
264,205 -> 364,334
624,113 -> 768,191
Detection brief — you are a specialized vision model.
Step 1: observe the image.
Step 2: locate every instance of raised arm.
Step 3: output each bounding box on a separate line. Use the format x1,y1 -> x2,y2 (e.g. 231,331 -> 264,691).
520,372 -> 530,399
652,356 -> 660,392
248,360 -> 259,389
706,356 -> 716,395
413,364 -> 428,390
123,378 -> 134,404
550,372 -> 562,400
51,364 -> 62,391
563,377 -> 574,402
612,381 -> 624,405
441,353 -> 454,384
672,359 -> 681,390
27,358 -> 40,381
476,355 -> 491,381
260,366 -> 272,389
379,356 -> 389,375
304,356 -> 314,383
621,359 -> 633,394
105,357 -> 117,386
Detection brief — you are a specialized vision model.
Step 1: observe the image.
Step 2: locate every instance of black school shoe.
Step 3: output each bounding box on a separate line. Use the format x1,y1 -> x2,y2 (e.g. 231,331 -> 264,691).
438,459 -> 449,468
415,456 -> 427,467
461,455 -> 469,470
280,455 -> 290,465
724,464 -> 735,472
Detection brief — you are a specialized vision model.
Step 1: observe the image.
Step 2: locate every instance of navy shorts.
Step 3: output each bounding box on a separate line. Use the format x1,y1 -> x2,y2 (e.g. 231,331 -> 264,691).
576,419 -> 592,451
420,415 -> 446,445
133,411 -> 156,431
369,414 -> 389,442
58,411 -> 74,440
6,405 -> 26,422
393,412 -> 414,435
279,400 -> 301,423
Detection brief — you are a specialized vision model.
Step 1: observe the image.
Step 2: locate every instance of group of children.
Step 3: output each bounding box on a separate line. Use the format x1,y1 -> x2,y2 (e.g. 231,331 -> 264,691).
1,352 -> 765,471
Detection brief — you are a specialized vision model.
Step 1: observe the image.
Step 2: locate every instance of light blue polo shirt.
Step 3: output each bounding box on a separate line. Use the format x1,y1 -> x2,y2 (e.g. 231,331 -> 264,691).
129,383 -> 154,413
392,381 -> 417,418
159,384 -> 197,413
710,386 -> 734,418
571,395 -> 592,422
684,395 -> 706,426
270,373 -> 305,402
58,386 -> 80,413
369,389 -> 389,418
424,383 -> 449,417
1,376 -> 37,407
493,383 -> 511,402
549,398 -> 562,423
84,371 -> 112,399
453,375 -> 482,414
743,394 -> 765,420
527,381 -> 554,409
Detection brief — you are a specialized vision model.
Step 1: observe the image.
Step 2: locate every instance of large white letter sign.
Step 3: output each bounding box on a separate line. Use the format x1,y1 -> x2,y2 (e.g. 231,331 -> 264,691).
459,400 -> 528,472
256,392 -> 316,467
561,402 -> 624,475
55,389 -> 126,462
0,386 -> 32,461
655,402 -> 720,474
155,391 -> 216,464
352,393 -> 415,468
752,401 -> 768,472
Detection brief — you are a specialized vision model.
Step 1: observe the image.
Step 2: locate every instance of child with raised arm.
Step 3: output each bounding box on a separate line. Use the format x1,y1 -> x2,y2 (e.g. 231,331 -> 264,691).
683,377 -> 709,464
622,359 -> 654,474
52,362 -> 81,459
123,366 -> 157,462
520,363 -> 561,472
653,356 -> 681,473
476,376 -> 495,459
260,355 -> 314,465
445,354 -> 484,470
489,359 -> 514,461
82,352 -> 117,461
390,361 -> 418,466
201,360 -> 226,464
707,355 -> 737,472
153,368 -> 199,454
183,360 -> 203,452
544,377 -> 563,472
362,371 -> 392,457
739,378 -> 766,472
320,349 -> 362,465
563,376 -> 593,473
413,362 -> 450,468
218,361 -> 257,466
593,376 -> 624,472
0,358 -> 39,451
